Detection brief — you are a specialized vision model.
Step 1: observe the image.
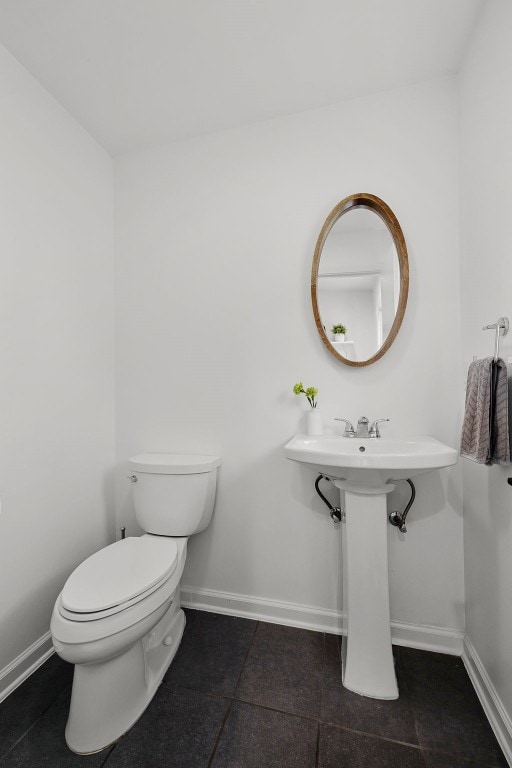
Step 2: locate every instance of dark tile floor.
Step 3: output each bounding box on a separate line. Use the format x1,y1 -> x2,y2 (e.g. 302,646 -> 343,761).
0,610 -> 507,767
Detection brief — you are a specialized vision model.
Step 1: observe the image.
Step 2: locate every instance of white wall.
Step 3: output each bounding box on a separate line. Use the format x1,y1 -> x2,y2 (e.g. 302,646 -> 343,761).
0,44 -> 115,677
114,77 -> 464,639
460,0 -> 512,727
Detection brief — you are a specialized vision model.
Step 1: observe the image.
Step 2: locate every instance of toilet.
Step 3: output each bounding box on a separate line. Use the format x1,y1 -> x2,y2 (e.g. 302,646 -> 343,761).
50,452 -> 220,754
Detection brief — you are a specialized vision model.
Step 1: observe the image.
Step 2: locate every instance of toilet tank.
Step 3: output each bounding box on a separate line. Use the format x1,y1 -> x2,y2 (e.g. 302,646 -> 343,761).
128,453 -> 221,536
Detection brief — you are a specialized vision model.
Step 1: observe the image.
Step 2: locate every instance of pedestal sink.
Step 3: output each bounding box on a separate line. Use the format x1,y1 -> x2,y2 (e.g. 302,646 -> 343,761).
284,434 -> 457,699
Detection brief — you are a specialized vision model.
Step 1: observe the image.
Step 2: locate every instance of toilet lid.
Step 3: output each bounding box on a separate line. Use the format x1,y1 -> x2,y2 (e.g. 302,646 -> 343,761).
61,537 -> 179,614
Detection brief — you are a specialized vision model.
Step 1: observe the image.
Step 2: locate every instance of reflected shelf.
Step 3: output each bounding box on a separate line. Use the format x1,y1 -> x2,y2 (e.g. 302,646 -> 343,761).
331,339 -> 357,361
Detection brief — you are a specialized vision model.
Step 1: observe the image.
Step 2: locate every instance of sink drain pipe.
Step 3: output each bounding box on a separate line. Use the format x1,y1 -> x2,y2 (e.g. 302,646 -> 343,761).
315,474 -> 416,531
388,479 -> 416,534
314,474 -> 343,523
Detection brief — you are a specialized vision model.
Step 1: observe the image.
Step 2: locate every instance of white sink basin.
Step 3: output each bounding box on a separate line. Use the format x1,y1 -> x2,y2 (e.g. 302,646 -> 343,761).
284,434 -> 457,484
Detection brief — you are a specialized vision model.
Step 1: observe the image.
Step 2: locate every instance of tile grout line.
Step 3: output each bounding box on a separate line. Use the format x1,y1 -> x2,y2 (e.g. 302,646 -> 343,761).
419,743 -> 429,768
395,645 -> 431,764
206,620 -> 260,768
318,631 -> 327,728
230,619 -> 260,696
0,727 -> 40,763
167,677 -> 429,753
318,631 -> 332,738
99,743 -> 118,767
398,647 -> 425,760
320,720 -> 429,753
232,694 -> 323,728
206,700 -> 233,768
0,683 -> 72,764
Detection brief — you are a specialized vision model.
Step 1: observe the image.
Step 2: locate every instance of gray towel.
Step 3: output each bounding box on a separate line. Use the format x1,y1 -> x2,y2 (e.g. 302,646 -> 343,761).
460,357 -> 510,465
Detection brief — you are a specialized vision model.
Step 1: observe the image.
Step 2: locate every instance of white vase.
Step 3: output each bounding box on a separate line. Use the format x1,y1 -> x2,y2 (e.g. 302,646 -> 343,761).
334,333 -> 345,342
306,409 -> 323,436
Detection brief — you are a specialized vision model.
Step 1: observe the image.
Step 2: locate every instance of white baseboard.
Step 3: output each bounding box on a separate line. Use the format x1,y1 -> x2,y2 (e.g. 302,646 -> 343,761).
0,632 -> 54,705
182,585 -> 344,633
391,619 -> 464,655
462,636 -> 512,766
181,585 -> 464,655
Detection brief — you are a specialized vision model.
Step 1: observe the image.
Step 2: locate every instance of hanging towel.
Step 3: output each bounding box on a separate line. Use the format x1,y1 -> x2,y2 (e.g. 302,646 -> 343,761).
460,357 -> 510,465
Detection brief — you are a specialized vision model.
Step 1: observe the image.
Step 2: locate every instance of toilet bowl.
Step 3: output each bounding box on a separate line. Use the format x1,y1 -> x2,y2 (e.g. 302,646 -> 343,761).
50,453 -> 220,754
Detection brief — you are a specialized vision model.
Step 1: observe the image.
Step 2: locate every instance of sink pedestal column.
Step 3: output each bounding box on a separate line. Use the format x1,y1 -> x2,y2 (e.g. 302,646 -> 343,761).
334,480 -> 398,700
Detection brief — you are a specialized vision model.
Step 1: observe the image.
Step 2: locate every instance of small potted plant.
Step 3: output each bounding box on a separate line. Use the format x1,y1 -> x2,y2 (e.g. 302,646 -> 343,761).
331,324 -> 347,342
293,382 -> 322,435
293,382 -> 318,408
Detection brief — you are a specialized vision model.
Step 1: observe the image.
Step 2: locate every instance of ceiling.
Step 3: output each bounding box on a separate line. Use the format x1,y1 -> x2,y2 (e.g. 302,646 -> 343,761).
0,0 -> 484,156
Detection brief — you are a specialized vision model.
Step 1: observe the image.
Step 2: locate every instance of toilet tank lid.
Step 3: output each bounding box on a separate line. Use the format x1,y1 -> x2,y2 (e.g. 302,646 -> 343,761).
129,453 -> 221,474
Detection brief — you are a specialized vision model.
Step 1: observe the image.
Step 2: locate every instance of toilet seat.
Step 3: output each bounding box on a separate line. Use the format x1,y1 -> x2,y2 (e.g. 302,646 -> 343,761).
60,536 -> 178,622
52,537 -> 187,651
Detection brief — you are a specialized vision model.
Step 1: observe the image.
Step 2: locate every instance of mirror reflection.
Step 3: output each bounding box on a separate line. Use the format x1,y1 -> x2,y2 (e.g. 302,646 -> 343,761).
311,194 -> 408,367
318,209 -> 399,362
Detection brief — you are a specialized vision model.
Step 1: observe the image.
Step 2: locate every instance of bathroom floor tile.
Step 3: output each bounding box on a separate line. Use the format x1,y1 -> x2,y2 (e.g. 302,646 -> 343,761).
0,689 -> 108,768
318,724 -> 425,768
234,621 -> 324,719
210,700 -> 317,768
400,647 -> 477,702
182,607 -> 200,631
321,635 -> 418,745
1,613 -> 508,768
164,611 -> 256,696
413,701 -> 506,766
104,685 -> 229,768
0,654 -> 73,761
422,750 -> 497,767
401,648 -> 507,765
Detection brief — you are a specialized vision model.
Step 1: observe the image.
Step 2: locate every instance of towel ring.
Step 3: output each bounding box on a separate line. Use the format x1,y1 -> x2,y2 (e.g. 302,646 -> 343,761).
482,317 -> 509,361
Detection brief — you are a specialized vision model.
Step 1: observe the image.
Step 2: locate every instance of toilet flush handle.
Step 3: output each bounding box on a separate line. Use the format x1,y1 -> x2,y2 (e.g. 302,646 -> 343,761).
127,474 -> 137,483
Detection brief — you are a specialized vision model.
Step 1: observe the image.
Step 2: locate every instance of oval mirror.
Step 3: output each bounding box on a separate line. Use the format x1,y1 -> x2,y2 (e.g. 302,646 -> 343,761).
311,193 -> 409,367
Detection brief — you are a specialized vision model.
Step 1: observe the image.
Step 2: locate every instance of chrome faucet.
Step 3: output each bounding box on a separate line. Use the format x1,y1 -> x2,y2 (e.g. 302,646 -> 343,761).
369,418 -> 390,438
356,416 -> 370,437
335,416 -> 389,438
334,418 -> 355,437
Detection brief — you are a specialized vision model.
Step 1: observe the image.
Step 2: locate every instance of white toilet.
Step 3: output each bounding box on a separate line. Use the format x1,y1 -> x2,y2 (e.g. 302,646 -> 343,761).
50,452 -> 220,754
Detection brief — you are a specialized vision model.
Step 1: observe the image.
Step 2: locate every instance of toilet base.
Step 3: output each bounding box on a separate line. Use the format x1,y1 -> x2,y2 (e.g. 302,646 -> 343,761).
65,600 -> 185,754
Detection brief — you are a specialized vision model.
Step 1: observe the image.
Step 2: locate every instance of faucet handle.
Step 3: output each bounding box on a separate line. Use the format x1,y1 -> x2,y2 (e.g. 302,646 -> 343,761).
334,418 -> 355,437
369,418 -> 390,438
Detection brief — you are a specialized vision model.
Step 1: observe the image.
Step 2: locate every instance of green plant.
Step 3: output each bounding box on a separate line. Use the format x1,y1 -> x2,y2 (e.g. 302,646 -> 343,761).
293,382 -> 318,409
331,324 -> 347,335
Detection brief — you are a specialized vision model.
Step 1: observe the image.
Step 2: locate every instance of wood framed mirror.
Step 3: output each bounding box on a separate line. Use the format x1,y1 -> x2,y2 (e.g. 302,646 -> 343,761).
311,193 -> 409,367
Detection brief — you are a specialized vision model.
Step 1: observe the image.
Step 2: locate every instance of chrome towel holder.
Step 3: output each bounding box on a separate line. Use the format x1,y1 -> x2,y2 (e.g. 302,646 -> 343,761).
482,317 -> 509,361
